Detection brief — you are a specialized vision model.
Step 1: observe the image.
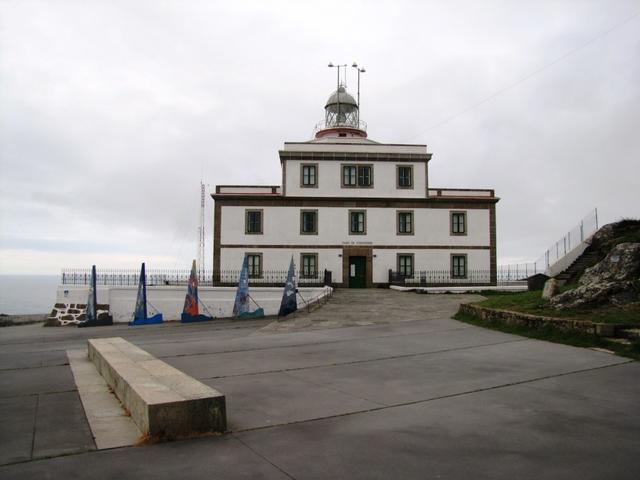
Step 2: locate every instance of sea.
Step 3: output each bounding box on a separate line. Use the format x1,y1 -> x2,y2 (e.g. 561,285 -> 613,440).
0,275 -> 60,315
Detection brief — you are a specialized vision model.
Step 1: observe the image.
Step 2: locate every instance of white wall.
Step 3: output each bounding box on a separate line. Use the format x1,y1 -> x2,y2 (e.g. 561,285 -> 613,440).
221,248 -> 343,283
372,249 -> 491,282
284,160 -> 427,198
547,240 -> 590,277
56,285 -> 331,323
221,247 -> 490,284
56,285 -> 110,304
221,206 -> 490,246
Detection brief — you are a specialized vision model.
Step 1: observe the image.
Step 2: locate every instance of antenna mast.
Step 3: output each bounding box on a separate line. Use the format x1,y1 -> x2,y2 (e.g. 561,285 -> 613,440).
198,182 -> 206,277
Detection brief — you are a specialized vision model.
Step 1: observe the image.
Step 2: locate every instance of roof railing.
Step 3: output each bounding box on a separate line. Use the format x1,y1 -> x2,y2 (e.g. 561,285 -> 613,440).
313,119 -> 367,135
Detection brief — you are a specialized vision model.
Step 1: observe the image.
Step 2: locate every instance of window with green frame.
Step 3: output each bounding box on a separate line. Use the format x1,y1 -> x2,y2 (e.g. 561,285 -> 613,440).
301,164 -> 317,187
398,211 -> 413,234
245,210 -> 263,234
247,254 -> 262,278
300,210 -> 318,234
398,254 -> 414,276
301,254 -> 318,278
342,165 -> 372,187
451,211 -> 467,235
349,210 -> 366,234
397,166 -> 413,188
451,255 -> 467,278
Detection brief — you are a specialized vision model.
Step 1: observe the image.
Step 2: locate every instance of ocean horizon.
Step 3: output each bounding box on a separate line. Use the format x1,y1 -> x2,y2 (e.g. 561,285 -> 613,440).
0,274 -> 60,315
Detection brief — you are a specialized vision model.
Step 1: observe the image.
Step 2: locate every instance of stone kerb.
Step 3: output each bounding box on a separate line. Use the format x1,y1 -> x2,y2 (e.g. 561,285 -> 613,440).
88,337 -> 226,438
458,303 -> 616,337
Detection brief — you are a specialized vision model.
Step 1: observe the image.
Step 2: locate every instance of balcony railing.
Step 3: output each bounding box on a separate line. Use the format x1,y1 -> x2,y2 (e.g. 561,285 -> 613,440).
313,119 -> 367,135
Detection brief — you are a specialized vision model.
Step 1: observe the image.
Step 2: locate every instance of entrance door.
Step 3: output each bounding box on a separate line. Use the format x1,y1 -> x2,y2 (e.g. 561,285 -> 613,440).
348,256 -> 366,288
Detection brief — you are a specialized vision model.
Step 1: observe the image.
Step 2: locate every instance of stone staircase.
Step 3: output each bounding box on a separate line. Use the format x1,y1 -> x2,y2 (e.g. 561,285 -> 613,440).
554,247 -> 601,285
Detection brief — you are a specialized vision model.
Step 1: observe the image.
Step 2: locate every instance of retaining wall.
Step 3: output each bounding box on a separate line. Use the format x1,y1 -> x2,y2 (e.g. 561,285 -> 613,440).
458,303 -> 616,337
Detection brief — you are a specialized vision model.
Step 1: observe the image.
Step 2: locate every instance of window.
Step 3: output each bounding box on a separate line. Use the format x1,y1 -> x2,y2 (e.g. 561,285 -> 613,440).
301,253 -> 318,278
451,211 -> 467,235
397,211 -> 414,235
398,254 -> 414,277
343,165 -> 357,186
358,165 -> 372,186
245,210 -> 263,234
397,165 -> 413,188
247,253 -> 262,278
349,210 -> 366,234
301,164 -> 317,187
342,164 -> 373,187
300,210 -> 318,235
451,254 -> 467,279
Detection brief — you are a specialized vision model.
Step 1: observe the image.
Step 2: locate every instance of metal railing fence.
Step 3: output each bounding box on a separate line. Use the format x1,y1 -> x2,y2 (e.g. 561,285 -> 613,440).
533,208 -> 598,271
389,269 -> 525,287
499,208 -> 599,276
61,268 -> 327,287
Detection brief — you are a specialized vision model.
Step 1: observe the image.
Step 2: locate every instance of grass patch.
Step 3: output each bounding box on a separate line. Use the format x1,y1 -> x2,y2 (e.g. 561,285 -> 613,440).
454,311 -> 640,361
474,290 -> 640,325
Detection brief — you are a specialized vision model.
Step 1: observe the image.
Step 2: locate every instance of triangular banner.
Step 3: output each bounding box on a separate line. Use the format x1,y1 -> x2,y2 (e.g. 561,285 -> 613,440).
278,256 -> 297,317
181,259 -> 215,323
231,256 -> 264,319
130,262 -> 163,326
183,259 -> 199,316
78,265 -> 113,328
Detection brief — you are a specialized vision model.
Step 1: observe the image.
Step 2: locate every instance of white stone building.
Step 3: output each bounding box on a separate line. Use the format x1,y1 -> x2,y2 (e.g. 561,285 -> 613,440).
212,84 -> 498,287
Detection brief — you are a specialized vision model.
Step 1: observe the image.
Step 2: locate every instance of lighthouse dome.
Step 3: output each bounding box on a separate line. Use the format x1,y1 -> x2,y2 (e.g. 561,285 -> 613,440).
325,86 -> 358,112
314,85 -> 367,140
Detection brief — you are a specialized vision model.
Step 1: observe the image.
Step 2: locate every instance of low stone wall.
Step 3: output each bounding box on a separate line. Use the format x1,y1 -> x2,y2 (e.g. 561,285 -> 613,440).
458,303 -> 616,337
45,303 -> 110,326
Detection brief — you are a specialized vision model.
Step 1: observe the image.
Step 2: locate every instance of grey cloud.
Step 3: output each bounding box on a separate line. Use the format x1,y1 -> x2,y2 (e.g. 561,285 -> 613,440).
1,0 -> 639,273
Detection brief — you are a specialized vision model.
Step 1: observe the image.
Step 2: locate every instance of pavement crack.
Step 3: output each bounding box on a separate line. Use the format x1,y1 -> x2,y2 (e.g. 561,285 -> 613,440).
232,434 -> 297,479
29,394 -> 39,460
0,389 -> 77,400
231,360 -> 633,435
197,338 -> 529,381
0,362 -> 69,372
282,371 -> 386,407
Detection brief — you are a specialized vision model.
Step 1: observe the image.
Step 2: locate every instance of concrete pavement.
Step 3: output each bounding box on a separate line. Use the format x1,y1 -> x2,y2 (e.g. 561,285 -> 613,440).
1,289 -> 638,479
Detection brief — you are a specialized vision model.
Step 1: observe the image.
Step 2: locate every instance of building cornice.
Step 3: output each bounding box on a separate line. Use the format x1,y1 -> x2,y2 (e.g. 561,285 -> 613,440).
210,194 -> 499,208
279,151 -> 432,164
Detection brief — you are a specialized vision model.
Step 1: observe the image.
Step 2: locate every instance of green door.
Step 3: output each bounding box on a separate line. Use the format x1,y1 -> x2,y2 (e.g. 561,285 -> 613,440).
348,256 -> 366,288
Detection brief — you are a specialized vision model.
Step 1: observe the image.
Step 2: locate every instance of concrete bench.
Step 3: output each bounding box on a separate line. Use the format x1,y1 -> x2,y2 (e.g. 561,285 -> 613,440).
88,337 -> 226,438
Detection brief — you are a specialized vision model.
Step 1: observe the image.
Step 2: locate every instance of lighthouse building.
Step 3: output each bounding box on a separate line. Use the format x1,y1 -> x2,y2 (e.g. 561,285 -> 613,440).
212,83 -> 498,287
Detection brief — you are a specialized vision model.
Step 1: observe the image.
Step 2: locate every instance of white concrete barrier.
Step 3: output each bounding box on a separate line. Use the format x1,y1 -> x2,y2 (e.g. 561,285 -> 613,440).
88,337 -> 226,438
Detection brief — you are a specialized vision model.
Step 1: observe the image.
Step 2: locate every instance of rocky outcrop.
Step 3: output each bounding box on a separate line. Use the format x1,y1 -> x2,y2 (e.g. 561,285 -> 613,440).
550,242 -> 640,309
557,219 -> 640,284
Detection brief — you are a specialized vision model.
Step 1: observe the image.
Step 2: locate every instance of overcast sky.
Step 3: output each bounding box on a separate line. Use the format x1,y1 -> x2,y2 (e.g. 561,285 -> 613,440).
1,0 -> 639,275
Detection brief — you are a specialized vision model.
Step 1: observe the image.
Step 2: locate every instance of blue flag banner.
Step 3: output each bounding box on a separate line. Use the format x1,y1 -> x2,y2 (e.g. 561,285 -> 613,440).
130,262 -> 163,326
233,256 -> 251,317
181,259 -> 214,323
278,257 -> 297,317
86,265 -> 97,322
78,265 -> 113,328
233,256 -> 264,319
134,262 -> 148,320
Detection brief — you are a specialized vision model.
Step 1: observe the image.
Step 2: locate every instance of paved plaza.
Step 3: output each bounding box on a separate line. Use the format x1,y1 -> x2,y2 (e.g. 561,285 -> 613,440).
1,289 -> 639,479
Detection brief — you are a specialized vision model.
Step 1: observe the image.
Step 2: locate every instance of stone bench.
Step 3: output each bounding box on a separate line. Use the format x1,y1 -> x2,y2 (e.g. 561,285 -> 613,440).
88,337 -> 226,438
